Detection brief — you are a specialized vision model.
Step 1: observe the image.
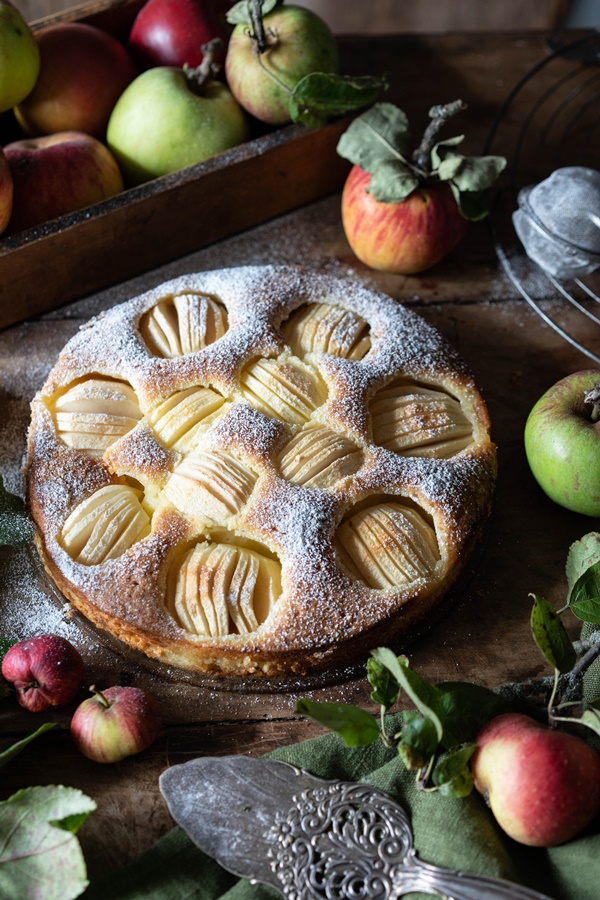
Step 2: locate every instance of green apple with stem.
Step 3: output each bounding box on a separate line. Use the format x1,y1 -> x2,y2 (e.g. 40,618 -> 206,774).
524,370 -> 600,517
225,1 -> 339,125
107,38 -> 247,185
0,0 -> 40,112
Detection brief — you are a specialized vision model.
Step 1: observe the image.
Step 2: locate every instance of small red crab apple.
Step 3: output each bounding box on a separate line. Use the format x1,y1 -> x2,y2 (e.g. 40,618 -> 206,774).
1,634 -> 85,712
71,685 -> 161,763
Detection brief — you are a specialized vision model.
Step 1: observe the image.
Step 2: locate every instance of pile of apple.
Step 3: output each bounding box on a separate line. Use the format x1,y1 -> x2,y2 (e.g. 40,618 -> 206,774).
2,633 -> 161,763
0,0 -> 340,236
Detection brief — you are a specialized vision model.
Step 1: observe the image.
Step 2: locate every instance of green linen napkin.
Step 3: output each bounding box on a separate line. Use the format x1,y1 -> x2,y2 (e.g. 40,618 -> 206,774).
82,711 -> 600,900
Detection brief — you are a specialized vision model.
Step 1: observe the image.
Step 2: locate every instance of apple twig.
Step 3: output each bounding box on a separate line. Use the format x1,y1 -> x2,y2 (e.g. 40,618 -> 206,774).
183,38 -> 222,95
411,99 -> 466,174
250,0 -> 269,54
584,381 -> 600,423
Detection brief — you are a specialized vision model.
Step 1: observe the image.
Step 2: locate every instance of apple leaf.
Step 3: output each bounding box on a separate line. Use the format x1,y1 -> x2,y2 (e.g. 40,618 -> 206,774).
0,785 -> 96,900
433,145 -> 507,191
567,561 -> 600,623
578,701 -> 600,738
366,160 -> 420,203
370,648 -> 444,741
289,73 -> 387,129
448,184 -> 491,221
396,710 -> 440,770
432,744 -> 476,798
367,655 -> 400,711
336,102 -> 412,173
0,722 -> 58,769
566,532 -> 600,591
294,698 -> 380,747
226,0 -> 281,26
530,594 -> 577,674
437,682 -> 511,748
0,476 -> 35,547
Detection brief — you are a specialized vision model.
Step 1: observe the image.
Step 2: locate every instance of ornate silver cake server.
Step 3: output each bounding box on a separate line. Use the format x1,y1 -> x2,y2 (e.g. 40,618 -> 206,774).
159,756 -> 554,900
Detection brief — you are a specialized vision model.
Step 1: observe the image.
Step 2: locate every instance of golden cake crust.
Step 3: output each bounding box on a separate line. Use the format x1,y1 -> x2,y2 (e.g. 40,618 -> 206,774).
26,266 -> 496,678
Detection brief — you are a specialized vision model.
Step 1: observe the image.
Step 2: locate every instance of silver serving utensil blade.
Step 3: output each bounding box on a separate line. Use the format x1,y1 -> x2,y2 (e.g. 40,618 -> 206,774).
160,756 -> 556,900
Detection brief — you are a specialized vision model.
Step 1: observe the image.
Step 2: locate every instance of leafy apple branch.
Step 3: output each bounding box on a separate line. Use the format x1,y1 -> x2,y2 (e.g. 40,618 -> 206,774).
296,531 -> 600,800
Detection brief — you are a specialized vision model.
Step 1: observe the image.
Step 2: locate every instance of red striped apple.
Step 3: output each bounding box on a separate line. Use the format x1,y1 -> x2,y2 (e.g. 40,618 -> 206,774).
5,131 -> 123,234
341,164 -> 469,275
14,22 -> 137,139
0,146 -> 13,235
472,713 -> 600,846
0,0 -> 40,112
128,0 -> 230,69
71,686 -> 161,763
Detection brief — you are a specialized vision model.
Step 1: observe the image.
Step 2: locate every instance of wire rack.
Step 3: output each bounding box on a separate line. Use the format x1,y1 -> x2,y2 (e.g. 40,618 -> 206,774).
484,32 -> 600,365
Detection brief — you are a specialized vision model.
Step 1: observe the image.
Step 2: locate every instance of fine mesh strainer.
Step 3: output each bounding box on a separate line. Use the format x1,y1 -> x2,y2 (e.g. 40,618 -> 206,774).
485,32 -> 600,365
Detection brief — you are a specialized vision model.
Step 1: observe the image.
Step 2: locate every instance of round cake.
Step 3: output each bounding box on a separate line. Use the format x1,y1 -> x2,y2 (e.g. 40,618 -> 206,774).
26,266 -> 496,678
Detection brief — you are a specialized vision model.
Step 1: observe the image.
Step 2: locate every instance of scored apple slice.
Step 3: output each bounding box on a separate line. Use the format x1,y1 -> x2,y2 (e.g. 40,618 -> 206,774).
277,424 -> 362,489
239,357 -> 327,425
59,484 -> 151,565
140,293 -> 228,358
148,386 -> 226,450
50,377 -> 142,457
166,541 -> 281,637
166,448 -> 257,524
370,378 -> 473,458
282,302 -> 371,361
334,501 -> 440,589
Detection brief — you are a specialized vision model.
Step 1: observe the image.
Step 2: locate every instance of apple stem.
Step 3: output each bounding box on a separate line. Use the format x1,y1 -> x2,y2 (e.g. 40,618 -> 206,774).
584,381 -> 600,423
411,99 -> 466,175
183,38 -> 222,96
89,684 -> 110,709
249,0 -> 269,54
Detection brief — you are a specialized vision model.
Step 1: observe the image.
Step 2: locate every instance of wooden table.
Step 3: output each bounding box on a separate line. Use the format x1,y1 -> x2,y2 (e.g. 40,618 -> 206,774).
1,29 -> 599,888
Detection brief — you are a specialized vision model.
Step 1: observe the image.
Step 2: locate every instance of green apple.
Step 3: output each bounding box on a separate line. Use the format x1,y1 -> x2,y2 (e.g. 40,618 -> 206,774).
106,66 -> 247,186
524,370 -> 600,517
225,4 -> 339,126
0,0 -> 40,112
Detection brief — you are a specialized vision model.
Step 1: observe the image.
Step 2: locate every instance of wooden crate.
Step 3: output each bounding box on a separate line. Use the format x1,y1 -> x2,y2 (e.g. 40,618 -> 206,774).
0,0 -> 352,329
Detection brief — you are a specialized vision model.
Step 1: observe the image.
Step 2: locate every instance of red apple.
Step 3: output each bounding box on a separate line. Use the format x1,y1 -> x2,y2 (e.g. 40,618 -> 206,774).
14,22 -> 138,139
0,146 -> 13,235
341,164 -> 469,275
128,0 -> 230,69
4,131 -> 124,234
524,370 -> 600,518
70,685 -> 161,763
1,634 -> 84,712
471,713 -> 600,846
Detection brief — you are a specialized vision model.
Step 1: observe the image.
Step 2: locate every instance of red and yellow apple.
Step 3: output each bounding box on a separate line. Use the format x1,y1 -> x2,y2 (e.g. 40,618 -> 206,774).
128,0 -> 230,69
71,685 -> 161,763
14,22 -> 137,139
0,147 -> 13,235
341,164 -> 469,275
0,0 -> 40,112
471,713 -> 600,846
1,634 -> 84,712
5,131 -> 124,234
225,4 -> 339,126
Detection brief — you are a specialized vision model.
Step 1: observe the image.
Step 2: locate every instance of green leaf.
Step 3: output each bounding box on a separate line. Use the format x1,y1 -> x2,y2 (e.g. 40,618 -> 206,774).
0,476 -> 35,546
0,785 -> 96,900
370,648 -> 444,740
449,185 -> 491,221
530,594 -> 577,674
436,152 -> 506,191
294,698 -> 380,747
367,160 -> 419,203
437,682 -> 511,748
0,723 -> 58,769
397,710 -> 439,770
568,561 -> 600,623
430,135 -> 465,169
367,656 -> 399,711
226,0 -> 280,26
336,102 -> 412,173
566,532 -> 600,591
289,73 -> 386,129
432,744 -> 476,798
579,702 -> 600,738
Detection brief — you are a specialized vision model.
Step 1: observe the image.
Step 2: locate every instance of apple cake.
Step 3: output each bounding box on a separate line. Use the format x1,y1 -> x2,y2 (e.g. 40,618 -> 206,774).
26,266 -> 496,678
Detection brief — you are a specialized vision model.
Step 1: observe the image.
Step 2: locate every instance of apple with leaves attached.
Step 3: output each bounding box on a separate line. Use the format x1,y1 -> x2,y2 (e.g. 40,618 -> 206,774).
472,713 -> 600,846
71,685 -> 161,763
128,0 -> 231,68
524,370 -> 600,517
0,0 -> 40,113
107,39 -> 247,185
338,101 -> 506,275
4,131 -> 124,234
225,1 -> 339,125
14,22 -> 137,139
1,634 -> 84,712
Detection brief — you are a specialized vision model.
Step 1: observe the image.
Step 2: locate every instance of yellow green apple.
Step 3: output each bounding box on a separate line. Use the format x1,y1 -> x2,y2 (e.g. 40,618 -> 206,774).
0,0 -> 40,112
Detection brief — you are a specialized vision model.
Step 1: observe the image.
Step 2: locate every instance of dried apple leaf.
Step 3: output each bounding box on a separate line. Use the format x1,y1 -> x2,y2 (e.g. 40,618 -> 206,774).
0,785 -> 96,900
